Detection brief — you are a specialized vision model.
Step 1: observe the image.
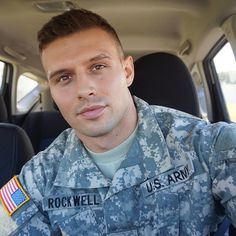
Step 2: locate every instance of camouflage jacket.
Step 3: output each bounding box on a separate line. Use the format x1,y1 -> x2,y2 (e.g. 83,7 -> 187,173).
0,97 -> 236,236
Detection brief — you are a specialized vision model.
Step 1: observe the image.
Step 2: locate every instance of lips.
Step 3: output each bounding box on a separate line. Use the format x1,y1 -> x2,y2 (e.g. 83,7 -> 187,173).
78,105 -> 106,119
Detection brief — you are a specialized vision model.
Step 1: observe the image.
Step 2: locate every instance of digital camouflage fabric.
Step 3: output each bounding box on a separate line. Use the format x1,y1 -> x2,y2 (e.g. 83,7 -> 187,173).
0,97 -> 236,235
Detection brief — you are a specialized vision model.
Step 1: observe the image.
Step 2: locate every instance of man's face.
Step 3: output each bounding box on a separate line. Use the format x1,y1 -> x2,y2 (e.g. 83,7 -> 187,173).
41,28 -> 135,142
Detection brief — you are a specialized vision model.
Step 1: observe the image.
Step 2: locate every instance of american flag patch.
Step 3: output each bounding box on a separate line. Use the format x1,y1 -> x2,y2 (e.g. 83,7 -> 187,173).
0,176 -> 30,216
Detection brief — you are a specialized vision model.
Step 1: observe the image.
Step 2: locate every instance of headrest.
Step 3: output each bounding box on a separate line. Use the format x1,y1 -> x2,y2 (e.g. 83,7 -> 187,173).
0,123 -> 34,187
130,52 -> 201,117
0,95 -> 8,122
23,111 -> 70,153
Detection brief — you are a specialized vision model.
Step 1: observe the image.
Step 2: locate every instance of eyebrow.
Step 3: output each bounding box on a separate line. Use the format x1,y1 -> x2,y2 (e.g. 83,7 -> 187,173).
89,53 -> 112,62
48,69 -> 69,81
48,53 -> 112,80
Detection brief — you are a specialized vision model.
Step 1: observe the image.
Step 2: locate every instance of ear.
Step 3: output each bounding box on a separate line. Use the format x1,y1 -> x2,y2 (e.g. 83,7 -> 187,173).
123,56 -> 134,87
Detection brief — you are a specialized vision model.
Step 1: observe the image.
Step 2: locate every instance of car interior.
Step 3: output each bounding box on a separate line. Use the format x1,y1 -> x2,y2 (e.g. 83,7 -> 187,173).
0,0 -> 236,234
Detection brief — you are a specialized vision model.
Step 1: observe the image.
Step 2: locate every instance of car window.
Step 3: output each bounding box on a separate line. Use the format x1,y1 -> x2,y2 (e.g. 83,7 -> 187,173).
213,43 -> 236,122
16,74 -> 40,113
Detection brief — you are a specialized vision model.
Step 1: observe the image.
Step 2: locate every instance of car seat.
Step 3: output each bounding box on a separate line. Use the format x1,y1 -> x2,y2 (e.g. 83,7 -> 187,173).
22,110 -> 70,153
130,52 -> 201,117
0,123 -> 34,188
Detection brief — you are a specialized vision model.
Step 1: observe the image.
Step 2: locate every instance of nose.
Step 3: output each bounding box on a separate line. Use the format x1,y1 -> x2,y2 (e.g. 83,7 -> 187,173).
76,73 -> 96,100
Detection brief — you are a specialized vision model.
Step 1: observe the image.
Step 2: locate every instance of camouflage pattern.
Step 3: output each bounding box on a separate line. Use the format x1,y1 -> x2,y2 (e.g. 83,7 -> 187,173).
1,96 -> 236,235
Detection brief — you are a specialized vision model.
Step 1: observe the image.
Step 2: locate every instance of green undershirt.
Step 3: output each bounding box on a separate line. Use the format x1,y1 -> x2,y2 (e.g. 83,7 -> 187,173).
85,126 -> 137,179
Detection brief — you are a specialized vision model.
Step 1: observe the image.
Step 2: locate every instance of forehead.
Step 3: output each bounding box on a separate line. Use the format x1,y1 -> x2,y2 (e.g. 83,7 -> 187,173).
42,28 -> 120,62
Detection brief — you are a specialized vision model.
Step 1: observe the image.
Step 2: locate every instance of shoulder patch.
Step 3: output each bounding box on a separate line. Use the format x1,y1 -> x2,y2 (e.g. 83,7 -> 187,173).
0,176 -> 30,216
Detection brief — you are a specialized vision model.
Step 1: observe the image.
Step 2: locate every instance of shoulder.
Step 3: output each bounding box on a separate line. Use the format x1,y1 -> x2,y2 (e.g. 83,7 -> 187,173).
135,97 -> 235,145
214,122 -> 236,151
150,104 -> 203,123
149,104 -> 236,149
18,128 -> 77,200
134,96 -> 204,132
149,105 -> 205,137
151,105 -> 236,159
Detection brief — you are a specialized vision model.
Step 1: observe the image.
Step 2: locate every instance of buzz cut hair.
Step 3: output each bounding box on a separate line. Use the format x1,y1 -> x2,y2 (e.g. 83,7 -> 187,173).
37,8 -> 124,57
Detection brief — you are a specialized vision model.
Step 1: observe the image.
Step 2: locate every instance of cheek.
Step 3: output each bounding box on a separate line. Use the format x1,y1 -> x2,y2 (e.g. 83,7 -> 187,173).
104,71 -> 127,92
50,87 -> 73,110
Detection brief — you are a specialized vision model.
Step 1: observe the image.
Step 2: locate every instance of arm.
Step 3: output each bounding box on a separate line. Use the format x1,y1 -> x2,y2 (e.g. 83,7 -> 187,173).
198,122 -> 236,227
0,185 -> 60,235
211,124 -> 236,226
0,129 -> 69,235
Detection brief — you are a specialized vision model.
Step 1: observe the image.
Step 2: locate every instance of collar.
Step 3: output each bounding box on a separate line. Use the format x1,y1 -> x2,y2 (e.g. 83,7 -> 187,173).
134,96 -> 173,176
54,131 -> 110,189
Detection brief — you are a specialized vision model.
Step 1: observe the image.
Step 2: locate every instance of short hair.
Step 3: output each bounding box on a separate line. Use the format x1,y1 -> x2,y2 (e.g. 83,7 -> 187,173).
37,8 -> 124,56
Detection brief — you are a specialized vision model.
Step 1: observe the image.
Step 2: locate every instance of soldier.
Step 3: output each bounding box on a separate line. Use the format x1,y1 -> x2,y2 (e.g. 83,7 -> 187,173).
0,8 -> 236,236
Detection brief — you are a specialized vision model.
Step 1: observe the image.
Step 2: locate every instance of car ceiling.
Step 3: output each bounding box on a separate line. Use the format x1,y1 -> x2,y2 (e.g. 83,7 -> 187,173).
0,0 -> 236,78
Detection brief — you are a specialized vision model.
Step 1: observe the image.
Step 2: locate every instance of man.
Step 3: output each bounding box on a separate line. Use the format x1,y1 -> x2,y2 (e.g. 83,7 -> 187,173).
0,8 -> 236,236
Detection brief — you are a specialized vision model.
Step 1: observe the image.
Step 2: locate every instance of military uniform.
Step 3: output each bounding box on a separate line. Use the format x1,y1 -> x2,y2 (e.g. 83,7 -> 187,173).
1,97 -> 236,236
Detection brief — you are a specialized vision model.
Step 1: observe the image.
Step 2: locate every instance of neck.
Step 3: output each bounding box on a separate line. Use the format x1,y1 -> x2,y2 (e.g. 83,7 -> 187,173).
78,100 -> 137,153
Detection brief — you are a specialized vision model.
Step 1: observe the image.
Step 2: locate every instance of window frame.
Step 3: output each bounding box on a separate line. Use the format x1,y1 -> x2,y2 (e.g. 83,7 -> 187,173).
203,37 -> 231,122
0,60 -> 11,96
0,61 -> 14,120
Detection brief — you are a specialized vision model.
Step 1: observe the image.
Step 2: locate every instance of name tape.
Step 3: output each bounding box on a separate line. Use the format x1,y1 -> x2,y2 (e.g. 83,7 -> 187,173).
42,193 -> 101,211
140,160 -> 194,197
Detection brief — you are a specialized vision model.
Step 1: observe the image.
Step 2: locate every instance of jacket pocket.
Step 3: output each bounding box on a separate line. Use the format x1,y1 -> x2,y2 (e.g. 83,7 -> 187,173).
138,191 -> 179,236
53,207 -> 104,236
